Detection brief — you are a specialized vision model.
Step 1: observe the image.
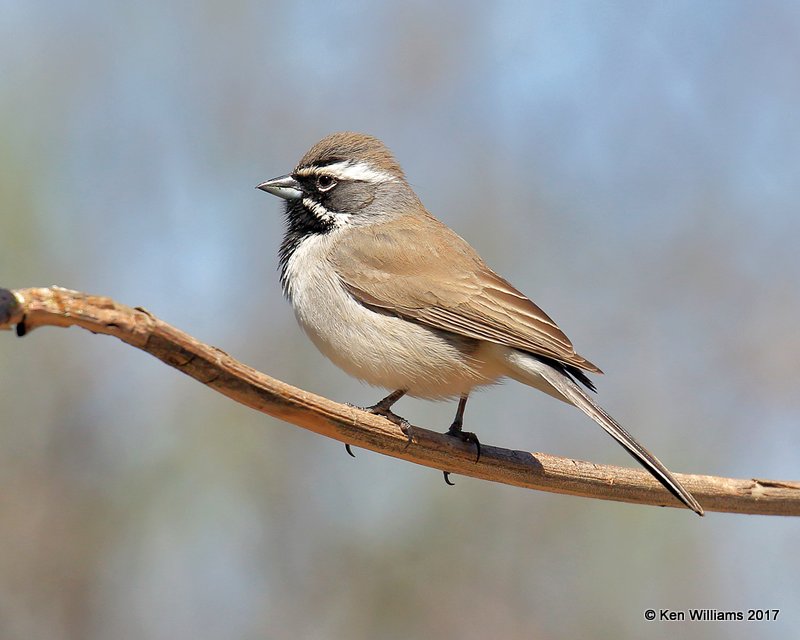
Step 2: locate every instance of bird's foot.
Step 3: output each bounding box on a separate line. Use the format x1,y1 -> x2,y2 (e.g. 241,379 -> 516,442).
446,423 -> 481,463
345,401 -> 413,454
348,401 -> 411,430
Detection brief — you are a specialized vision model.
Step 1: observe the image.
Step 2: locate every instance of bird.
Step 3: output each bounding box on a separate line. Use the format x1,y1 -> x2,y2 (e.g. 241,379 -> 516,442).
257,132 -> 703,515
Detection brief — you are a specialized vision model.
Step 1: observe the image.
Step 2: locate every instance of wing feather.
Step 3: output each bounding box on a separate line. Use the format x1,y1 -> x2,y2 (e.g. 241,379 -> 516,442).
330,214 -> 601,374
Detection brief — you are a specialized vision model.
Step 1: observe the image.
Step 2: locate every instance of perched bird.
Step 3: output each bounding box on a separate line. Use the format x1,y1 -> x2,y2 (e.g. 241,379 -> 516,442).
257,132 -> 703,515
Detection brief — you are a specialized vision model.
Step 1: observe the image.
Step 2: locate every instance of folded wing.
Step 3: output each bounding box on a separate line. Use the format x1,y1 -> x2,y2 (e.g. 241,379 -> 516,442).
330,213 -> 601,375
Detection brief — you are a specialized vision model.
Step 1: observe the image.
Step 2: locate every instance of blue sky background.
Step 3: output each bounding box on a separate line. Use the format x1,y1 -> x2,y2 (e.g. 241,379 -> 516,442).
2,2 -> 800,639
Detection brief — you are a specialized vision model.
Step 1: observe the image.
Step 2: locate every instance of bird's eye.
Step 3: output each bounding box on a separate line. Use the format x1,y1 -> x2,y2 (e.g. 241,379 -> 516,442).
316,175 -> 337,191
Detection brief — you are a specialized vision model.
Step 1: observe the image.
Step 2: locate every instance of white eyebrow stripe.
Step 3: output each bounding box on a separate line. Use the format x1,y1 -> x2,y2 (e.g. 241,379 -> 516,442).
296,161 -> 397,184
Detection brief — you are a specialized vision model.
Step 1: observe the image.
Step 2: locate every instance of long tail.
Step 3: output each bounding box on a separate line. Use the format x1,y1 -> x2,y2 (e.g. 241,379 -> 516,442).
505,351 -> 704,516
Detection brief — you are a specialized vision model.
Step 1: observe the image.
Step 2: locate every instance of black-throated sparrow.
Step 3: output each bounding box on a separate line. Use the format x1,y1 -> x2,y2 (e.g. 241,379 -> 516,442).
257,132 -> 703,515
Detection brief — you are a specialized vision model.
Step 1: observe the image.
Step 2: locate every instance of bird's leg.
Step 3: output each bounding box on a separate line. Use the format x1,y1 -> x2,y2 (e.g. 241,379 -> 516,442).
364,389 -> 408,423
346,390 -> 411,456
441,395 -> 479,485
445,394 -> 481,463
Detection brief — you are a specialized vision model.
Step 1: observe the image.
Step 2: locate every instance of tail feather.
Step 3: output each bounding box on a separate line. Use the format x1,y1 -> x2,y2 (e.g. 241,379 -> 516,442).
505,352 -> 703,516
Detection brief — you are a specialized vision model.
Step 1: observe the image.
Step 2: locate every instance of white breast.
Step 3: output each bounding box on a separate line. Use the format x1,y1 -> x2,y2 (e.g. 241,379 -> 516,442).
283,231 -> 508,398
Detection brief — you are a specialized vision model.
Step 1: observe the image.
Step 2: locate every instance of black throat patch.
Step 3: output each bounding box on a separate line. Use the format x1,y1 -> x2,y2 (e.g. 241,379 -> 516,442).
278,199 -> 335,297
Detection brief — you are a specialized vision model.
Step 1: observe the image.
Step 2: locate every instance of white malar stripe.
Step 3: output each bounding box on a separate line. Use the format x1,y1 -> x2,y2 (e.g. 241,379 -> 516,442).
302,197 -> 333,221
302,197 -> 352,227
296,160 -> 396,184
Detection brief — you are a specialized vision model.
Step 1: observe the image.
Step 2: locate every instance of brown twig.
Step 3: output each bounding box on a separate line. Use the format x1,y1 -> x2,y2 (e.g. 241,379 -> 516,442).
2,286 -> 798,516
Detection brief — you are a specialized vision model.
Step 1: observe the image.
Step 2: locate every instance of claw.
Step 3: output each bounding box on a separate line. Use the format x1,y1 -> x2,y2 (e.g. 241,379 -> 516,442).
447,425 -> 481,463
445,394 -> 481,462
349,391 -> 412,447
401,422 -> 414,450
345,444 -> 355,457
350,390 -> 410,428
367,407 -> 409,429
443,471 -> 455,486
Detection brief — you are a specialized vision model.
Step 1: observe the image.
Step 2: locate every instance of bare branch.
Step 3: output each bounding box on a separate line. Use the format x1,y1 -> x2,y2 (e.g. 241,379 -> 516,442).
2,286 -> 798,516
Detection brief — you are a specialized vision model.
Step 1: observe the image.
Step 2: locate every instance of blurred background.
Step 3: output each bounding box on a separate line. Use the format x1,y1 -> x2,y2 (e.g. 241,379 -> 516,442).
2,1 -> 799,638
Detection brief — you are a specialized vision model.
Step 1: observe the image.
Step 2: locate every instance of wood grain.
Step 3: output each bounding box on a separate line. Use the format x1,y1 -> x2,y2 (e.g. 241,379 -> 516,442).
2,286 -> 798,516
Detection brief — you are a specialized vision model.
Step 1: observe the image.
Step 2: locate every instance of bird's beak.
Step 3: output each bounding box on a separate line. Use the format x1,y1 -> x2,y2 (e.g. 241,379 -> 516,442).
256,174 -> 303,201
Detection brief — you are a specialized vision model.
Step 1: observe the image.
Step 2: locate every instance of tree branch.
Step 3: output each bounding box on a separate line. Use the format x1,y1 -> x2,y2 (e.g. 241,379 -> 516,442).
2,286 -> 798,516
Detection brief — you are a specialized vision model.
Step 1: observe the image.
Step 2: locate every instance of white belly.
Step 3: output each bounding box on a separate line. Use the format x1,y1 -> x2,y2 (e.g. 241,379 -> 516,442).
283,232 -> 508,398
